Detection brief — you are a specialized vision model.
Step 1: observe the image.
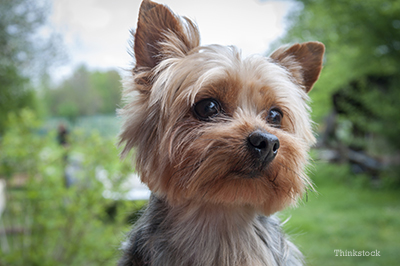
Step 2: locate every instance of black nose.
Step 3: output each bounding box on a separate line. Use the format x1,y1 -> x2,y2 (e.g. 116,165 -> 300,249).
247,130 -> 280,162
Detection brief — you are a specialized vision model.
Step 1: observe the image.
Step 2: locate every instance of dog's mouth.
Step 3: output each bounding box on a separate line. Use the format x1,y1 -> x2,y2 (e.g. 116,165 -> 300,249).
228,158 -> 276,180
206,142 -> 280,181
231,170 -> 262,179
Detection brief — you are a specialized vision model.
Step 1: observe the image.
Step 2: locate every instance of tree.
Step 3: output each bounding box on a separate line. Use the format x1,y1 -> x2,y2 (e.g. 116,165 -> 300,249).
0,0 -> 61,134
90,70 -> 122,114
46,65 -> 122,120
275,0 -> 400,152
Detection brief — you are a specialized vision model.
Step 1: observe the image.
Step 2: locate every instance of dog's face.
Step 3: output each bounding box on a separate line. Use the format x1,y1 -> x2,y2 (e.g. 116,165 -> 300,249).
120,0 -> 324,215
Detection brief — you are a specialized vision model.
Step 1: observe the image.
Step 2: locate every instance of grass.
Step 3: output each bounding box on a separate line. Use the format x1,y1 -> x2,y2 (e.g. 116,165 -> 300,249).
281,162 -> 400,266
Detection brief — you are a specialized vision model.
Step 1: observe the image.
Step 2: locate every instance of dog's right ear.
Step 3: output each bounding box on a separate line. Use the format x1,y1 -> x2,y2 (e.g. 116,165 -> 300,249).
134,0 -> 200,69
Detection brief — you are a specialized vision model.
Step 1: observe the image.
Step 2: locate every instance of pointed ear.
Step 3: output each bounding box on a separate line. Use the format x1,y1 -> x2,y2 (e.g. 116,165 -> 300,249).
270,42 -> 325,93
133,0 -> 200,69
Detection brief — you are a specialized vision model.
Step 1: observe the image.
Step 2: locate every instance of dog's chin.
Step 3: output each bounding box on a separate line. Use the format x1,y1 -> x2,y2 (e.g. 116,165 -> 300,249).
228,161 -> 274,180
148,154 -> 304,215
138,128 -> 310,215
231,170 -> 263,179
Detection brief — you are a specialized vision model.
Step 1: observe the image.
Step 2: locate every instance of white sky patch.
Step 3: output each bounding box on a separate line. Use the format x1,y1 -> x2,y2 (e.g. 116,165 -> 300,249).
49,0 -> 294,82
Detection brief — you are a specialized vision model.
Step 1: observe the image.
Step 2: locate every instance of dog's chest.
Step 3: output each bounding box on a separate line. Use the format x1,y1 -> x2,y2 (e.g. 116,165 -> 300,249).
148,206 -> 280,266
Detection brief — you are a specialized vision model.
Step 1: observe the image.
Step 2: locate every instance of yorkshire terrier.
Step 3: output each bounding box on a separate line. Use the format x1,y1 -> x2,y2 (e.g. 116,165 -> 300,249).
118,0 -> 324,265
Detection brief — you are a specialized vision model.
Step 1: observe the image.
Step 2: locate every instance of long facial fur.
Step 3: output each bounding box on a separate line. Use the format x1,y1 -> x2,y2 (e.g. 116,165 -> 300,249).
118,0 -> 324,265
120,40 -> 319,215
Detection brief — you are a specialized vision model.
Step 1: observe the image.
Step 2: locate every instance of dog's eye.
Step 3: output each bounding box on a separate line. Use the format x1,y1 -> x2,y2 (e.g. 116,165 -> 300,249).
267,108 -> 283,127
193,98 -> 221,120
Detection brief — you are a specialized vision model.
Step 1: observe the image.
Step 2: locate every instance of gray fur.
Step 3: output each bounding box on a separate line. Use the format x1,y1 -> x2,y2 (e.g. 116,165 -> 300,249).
118,194 -> 303,266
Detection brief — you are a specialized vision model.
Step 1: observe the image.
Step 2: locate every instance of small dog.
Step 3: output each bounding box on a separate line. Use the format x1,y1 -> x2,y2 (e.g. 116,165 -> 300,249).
118,1 -> 324,265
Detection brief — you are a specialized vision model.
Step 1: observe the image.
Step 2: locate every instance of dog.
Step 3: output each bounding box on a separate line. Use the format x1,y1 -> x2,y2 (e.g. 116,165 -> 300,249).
118,1 -> 324,265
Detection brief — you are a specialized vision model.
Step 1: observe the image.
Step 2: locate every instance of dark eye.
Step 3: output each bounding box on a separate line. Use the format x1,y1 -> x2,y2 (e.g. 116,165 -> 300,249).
267,108 -> 283,127
193,98 -> 221,120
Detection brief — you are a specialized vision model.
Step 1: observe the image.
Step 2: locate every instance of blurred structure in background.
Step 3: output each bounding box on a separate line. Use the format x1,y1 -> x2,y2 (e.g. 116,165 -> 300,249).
57,123 -> 69,147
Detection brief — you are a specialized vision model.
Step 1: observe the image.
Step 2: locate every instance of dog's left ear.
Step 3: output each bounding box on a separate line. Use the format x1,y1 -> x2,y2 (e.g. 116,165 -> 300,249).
270,42 -> 325,93
134,0 -> 200,69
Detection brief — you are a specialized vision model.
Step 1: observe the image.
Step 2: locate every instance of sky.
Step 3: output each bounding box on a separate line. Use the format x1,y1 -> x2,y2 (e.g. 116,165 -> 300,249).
49,0 -> 296,82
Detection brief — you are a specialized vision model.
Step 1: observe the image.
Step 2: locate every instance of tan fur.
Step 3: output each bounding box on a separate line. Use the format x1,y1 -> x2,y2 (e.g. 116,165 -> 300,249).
118,1 -> 324,265
270,43 -> 325,93
121,43 -> 316,214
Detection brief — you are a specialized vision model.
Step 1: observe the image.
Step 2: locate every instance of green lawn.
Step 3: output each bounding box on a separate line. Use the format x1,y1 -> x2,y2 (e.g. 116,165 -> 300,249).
281,162 -> 400,266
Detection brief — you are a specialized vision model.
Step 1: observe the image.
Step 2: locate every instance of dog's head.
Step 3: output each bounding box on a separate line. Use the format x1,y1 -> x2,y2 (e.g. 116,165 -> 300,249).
119,0 -> 324,215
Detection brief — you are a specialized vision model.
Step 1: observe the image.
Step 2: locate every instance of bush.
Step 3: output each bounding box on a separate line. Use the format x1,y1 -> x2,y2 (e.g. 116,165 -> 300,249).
0,109 -> 145,266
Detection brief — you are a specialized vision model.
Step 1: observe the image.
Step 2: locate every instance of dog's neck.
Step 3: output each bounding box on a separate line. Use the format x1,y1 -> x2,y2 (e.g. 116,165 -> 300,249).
134,194 -> 301,266
163,200 -> 271,266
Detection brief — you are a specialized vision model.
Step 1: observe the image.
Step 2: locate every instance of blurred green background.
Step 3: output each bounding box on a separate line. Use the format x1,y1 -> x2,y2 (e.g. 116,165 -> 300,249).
1,0 -> 399,265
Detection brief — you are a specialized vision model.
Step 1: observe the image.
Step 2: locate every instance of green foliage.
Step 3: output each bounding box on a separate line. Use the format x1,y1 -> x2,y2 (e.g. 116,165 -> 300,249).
0,110 -> 45,178
0,65 -> 35,134
335,75 -> 400,151
254,2 -> 400,259
90,70 -> 122,114
0,110 -> 145,266
0,0 -> 61,134
0,0 -> 47,68
46,65 -> 122,121
275,0 -> 400,150
57,101 -> 80,123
